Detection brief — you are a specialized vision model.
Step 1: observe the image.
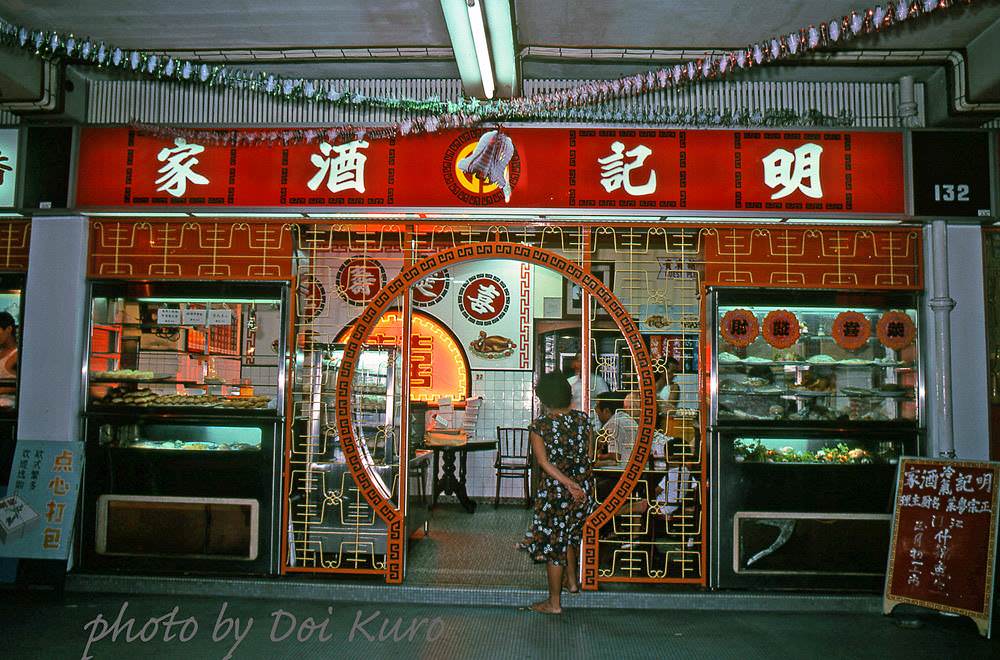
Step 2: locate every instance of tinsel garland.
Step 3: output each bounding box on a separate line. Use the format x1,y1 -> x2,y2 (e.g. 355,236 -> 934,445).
0,0 -> 969,139
128,109 -> 856,147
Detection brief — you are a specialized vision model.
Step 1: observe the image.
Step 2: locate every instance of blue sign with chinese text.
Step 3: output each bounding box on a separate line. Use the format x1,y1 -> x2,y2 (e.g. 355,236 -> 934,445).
0,440 -> 83,560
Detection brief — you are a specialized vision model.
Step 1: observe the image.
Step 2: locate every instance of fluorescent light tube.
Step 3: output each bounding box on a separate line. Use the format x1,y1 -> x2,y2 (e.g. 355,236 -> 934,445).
467,0 -> 495,99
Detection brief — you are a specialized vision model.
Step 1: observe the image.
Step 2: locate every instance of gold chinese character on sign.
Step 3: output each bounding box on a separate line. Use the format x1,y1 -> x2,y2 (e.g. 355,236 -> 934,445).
47,476 -> 70,497
52,450 -> 74,473
42,528 -> 61,549
46,500 -> 65,524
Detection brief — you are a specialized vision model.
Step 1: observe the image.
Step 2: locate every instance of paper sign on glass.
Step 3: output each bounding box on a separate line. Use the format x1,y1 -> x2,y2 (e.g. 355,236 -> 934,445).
156,308 -> 181,325
208,309 -> 232,326
182,308 -> 208,326
0,441 -> 84,561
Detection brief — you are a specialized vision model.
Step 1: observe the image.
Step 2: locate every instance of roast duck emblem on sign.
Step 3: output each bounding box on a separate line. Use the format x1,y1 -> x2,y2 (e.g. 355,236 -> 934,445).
456,130 -> 516,203
469,331 -> 517,359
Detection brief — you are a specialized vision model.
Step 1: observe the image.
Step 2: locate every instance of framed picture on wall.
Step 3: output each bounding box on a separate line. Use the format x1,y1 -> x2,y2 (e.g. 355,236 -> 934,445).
563,262 -> 615,318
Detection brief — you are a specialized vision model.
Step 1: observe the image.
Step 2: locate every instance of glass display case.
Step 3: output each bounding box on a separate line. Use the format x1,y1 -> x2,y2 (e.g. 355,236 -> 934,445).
714,299 -> 919,426
87,283 -> 282,414
709,289 -> 922,590
79,281 -> 288,575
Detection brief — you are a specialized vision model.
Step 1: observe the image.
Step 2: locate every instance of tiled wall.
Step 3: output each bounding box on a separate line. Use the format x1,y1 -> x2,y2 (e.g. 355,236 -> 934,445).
463,369 -> 536,499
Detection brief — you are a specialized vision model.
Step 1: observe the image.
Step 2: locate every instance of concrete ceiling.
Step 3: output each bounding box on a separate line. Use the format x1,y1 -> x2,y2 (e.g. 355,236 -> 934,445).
516,0 -> 1000,49
0,0 -> 998,93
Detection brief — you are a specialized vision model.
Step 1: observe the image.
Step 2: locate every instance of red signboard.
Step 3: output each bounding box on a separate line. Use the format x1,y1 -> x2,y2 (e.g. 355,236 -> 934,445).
883,458 -> 1000,637
75,127 -> 905,214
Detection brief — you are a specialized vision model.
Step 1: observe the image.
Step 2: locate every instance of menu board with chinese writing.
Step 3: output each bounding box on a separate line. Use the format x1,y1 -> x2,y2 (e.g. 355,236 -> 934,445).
883,457 -> 999,638
0,441 -> 84,560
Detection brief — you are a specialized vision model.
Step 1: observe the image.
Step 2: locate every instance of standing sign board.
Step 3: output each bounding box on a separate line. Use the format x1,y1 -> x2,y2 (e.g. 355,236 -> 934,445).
0,128 -> 18,208
911,131 -> 992,218
883,457 -> 1000,637
0,440 -> 84,560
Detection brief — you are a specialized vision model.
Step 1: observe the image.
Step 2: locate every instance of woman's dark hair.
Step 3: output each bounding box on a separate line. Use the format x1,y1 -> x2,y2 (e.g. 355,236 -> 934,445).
0,311 -> 16,338
536,371 -> 572,409
594,390 -> 626,414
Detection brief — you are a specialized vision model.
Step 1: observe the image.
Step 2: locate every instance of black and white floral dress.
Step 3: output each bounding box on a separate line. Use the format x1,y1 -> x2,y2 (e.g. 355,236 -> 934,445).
518,410 -> 595,565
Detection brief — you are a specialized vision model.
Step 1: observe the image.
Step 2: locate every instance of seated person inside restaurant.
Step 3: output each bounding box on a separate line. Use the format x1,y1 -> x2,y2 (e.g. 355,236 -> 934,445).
654,356 -> 681,416
594,390 -> 636,464
617,436 -> 699,558
593,391 -> 636,501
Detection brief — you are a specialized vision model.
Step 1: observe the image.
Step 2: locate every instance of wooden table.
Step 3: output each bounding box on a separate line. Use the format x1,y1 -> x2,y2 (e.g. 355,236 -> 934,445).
428,439 -> 498,513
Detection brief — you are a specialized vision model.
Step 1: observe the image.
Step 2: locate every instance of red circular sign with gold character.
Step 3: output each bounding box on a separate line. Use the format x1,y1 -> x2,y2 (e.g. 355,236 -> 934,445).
337,257 -> 386,306
877,311 -> 916,351
831,311 -> 872,351
458,274 -> 509,325
720,309 -> 759,348
762,309 -> 800,349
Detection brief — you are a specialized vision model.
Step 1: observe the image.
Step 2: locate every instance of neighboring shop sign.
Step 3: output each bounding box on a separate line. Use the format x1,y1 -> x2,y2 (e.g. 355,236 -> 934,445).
0,128 -> 18,208
911,131 -> 991,218
761,309 -> 800,349
831,311 -> 872,351
0,441 -> 84,560
719,308 -> 759,347
877,311 -> 916,351
75,127 -> 906,214
884,458 -> 999,638
337,310 -> 470,403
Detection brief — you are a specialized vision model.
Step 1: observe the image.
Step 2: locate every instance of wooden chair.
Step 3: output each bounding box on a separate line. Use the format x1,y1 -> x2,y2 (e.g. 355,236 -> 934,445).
494,426 -> 531,508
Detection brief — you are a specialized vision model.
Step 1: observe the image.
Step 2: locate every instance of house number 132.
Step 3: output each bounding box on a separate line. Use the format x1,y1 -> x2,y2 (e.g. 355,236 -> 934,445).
933,184 -> 970,202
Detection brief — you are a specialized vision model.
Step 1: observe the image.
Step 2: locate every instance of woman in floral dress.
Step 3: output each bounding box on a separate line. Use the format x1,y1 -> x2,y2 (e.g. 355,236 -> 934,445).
518,371 -> 595,614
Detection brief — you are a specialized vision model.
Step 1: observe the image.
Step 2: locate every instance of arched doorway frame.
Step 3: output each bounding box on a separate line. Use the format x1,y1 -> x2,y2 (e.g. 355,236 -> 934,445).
334,242 -> 656,587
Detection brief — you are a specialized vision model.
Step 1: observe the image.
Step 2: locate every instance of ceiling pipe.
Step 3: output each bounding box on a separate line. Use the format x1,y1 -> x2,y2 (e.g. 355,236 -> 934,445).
898,75 -> 919,127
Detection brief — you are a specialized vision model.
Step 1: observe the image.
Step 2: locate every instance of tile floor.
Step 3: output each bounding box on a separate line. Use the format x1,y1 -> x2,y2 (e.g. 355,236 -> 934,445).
406,504 -> 537,589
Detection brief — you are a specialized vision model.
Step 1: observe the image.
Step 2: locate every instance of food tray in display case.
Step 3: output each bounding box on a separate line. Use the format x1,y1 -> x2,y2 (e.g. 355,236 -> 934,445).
711,290 -> 921,428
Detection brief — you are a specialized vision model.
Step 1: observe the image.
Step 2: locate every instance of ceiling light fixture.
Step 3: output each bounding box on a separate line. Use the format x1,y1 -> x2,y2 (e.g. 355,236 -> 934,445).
466,0 -> 495,99
441,0 -> 499,99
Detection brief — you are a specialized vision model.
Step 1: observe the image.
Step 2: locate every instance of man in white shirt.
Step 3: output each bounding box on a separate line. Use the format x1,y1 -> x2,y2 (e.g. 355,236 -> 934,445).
594,391 -> 637,463
567,352 -> 609,412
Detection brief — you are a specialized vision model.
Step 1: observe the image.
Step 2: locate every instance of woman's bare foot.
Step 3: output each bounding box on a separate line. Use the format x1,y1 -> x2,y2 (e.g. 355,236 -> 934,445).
528,601 -> 562,615
562,575 -> 580,593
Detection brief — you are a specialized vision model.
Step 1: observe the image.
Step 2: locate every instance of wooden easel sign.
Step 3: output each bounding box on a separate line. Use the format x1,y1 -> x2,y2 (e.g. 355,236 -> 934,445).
883,457 -> 999,638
